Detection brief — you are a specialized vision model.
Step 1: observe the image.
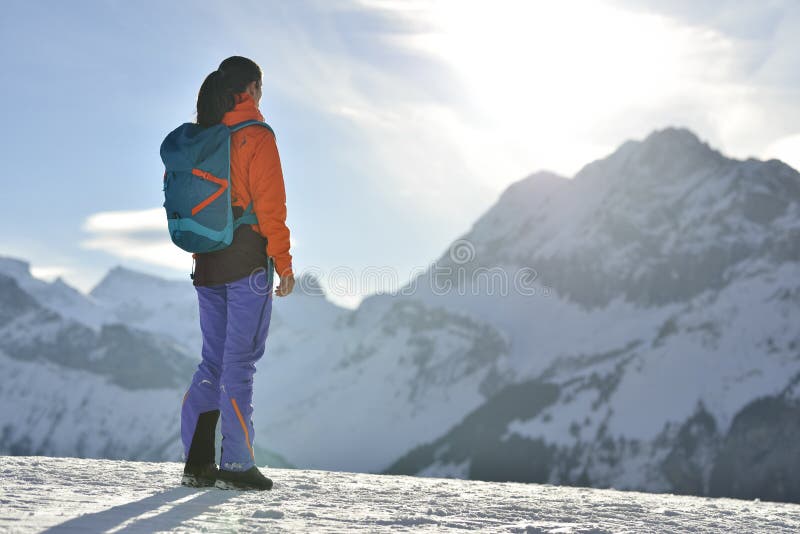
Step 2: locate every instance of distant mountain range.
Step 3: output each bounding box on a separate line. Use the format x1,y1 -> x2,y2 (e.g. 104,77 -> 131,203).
2,127 -> 798,503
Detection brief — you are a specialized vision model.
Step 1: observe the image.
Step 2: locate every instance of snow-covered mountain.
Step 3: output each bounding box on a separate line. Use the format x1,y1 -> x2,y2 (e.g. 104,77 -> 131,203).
0,268 -> 193,390
2,127 -> 798,504
90,266 -> 204,356
0,261 -> 293,466
439,128 -> 800,308
0,257 -> 108,328
0,263 -> 191,459
383,128 -> 800,503
1,258 -> 508,476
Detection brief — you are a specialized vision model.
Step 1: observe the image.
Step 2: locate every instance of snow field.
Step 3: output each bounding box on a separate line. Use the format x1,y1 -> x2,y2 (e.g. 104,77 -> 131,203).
2,456 -> 800,533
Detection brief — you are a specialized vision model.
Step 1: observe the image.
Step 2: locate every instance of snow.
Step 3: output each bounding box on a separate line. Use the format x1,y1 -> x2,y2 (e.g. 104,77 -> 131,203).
253,299 -> 504,472
2,456 -> 799,533
0,350 -> 182,460
89,266 -> 203,356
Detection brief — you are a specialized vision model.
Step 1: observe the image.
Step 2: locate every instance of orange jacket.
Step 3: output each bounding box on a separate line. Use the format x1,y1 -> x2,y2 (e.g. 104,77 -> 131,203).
221,93 -> 293,277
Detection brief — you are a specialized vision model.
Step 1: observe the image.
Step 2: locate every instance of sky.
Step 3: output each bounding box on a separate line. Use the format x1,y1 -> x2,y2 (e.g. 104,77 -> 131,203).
1,0 -> 799,308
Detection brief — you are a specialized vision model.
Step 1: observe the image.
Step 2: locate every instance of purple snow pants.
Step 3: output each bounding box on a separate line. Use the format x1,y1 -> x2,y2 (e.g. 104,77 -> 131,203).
181,274 -> 273,471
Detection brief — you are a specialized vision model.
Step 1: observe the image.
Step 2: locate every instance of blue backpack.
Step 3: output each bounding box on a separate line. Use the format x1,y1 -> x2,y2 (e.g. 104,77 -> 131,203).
160,120 -> 274,253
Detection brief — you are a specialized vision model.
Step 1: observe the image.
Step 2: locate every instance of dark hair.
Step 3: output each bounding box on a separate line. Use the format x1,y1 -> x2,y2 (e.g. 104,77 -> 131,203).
196,56 -> 262,127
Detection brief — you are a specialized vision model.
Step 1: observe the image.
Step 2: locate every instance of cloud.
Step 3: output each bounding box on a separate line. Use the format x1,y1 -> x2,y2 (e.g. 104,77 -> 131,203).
609,0 -> 789,41
81,208 -> 191,271
232,0 -> 800,212
221,2 -> 500,224
83,208 -> 165,234
604,0 -> 800,154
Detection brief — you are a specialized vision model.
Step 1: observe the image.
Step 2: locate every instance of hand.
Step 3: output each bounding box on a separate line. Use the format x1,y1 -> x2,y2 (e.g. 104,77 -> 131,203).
276,273 -> 294,297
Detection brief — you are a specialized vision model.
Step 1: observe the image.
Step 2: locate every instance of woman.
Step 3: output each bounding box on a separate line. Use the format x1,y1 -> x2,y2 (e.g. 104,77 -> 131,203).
180,56 -> 294,491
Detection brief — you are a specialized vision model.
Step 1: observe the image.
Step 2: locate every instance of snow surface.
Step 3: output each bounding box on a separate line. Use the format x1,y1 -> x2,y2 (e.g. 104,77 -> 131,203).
2,456 -> 799,533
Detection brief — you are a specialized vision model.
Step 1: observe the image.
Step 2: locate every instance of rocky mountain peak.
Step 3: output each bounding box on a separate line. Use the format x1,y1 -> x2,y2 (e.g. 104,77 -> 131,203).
642,126 -> 705,150
441,127 -> 800,308
575,127 -> 725,187
637,127 -> 720,167
0,256 -> 32,281
491,170 -> 569,208
90,265 -> 189,303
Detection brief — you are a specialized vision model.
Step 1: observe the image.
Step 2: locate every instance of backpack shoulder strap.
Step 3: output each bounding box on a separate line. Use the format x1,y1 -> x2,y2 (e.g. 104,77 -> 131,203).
229,120 -> 275,137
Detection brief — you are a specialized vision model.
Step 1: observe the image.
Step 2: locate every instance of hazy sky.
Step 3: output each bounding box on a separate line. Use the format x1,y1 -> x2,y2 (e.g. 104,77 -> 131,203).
2,0 -> 799,307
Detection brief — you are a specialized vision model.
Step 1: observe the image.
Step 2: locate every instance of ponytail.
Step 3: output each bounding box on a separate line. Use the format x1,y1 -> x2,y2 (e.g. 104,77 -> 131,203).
196,56 -> 262,127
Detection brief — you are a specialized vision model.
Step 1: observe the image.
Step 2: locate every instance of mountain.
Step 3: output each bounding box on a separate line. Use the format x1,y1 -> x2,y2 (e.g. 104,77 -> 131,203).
84,264 -> 510,474
0,265 -> 193,460
2,127 -> 799,503
4,455 -> 800,533
423,128 -> 799,307
0,270 -> 193,390
0,257 -> 107,328
90,266 -> 203,357
382,127 -> 800,503
0,262 -> 286,464
254,296 -> 512,472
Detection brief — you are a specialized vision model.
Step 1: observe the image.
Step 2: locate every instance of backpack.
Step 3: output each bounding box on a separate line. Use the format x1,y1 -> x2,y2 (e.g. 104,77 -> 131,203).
160,120 -> 274,253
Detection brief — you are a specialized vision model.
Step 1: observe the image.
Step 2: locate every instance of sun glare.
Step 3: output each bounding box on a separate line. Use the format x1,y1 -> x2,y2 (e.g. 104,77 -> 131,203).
388,0 -> 733,178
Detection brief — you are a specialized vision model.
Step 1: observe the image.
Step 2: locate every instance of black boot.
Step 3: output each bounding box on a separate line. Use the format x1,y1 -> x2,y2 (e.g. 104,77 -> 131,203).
215,466 -> 273,491
182,410 -> 220,487
182,462 -> 219,487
